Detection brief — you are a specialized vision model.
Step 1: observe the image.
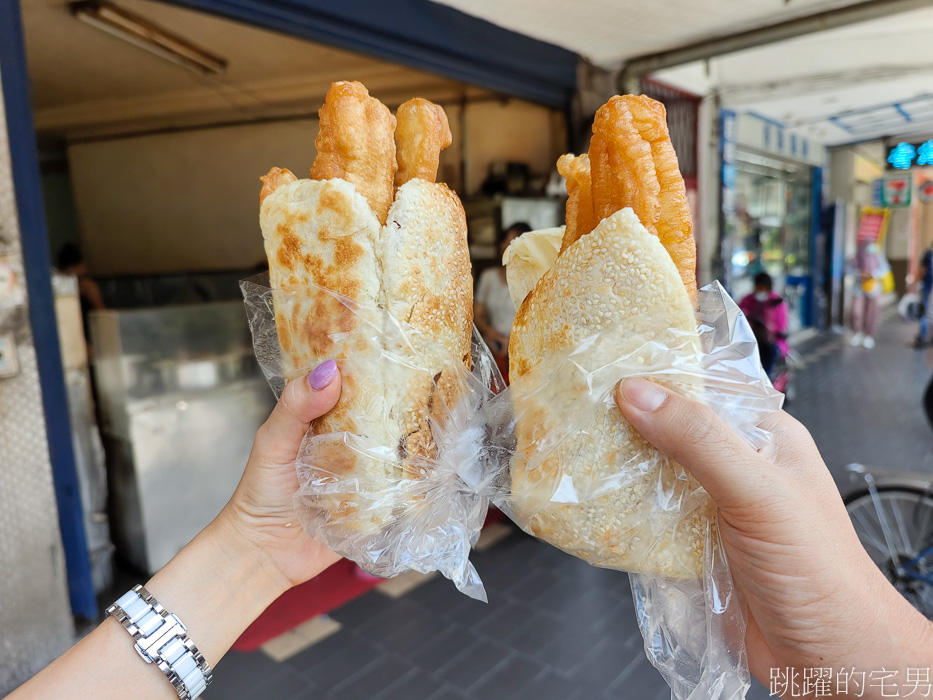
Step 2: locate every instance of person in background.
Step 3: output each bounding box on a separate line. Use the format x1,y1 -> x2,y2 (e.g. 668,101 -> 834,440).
914,243 -> 933,349
739,271 -> 788,377
474,221 -> 531,380
57,242 -> 105,337
850,241 -> 883,349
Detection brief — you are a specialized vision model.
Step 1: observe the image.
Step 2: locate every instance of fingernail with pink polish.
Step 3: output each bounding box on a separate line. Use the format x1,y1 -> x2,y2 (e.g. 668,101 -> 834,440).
308,359 -> 338,391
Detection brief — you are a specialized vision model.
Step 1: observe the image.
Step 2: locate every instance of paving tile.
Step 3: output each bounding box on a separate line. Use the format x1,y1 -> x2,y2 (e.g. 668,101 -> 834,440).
356,598 -> 432,642
470,653 -> 546,697
434,640 -> 511,691
510,671 -> 585,700
376,571 -> 438,599
238,667 -> 314,700
261,616 -> 342,662
508,567 -> 563,605
406,576 -> 479,618
209,650 -> 282,696
292,637 -> 383,689
284,627 -> 366,672
531,618 -> 606,676
416,625 -> 480,673
565,636 -> 627,694
471,599 -> 535,639
329,592 -> 395,628
376,609 -> 455,657
375,669 -> 446,700
504,611 -> 567,656
331,656 -> 415,699
427,687 -> 469,700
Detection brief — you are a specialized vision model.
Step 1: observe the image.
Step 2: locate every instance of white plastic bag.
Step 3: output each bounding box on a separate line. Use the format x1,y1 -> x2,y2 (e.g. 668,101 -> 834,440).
241,274 -> 504,600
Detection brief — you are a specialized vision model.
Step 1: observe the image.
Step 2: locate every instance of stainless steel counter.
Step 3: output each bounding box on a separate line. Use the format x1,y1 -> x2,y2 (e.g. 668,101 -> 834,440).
91,302 -> 275,573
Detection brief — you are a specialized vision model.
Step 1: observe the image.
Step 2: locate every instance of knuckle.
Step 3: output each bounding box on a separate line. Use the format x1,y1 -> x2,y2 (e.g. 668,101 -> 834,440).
667,398 -> 717,449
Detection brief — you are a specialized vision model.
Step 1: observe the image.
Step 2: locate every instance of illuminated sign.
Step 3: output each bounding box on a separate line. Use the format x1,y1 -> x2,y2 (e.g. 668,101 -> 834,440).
886,139 -> 933,170
888,142 -> 916,169
919,141 -> 933,167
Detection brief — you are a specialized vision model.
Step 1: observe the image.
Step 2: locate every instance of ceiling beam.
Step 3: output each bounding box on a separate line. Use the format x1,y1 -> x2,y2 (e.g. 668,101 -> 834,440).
620,0 -> 931,89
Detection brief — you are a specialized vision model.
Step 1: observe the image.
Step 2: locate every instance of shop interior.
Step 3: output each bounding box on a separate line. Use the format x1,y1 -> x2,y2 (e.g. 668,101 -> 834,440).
22,0 -> 569,599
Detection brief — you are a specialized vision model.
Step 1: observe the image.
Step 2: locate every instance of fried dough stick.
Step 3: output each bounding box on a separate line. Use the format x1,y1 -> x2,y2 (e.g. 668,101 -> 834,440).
557,153 -> 598,254
625,96 -> 697,303
395,98 -> 452,188
310,81 -> 397,225
589,96 -> 696,303
259,167 -> 297,205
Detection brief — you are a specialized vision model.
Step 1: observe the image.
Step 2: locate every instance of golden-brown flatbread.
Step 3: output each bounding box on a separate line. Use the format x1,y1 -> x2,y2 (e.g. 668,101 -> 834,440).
261,176 -> 394,530
508,208 -> 710,578
382,178 -> 472,472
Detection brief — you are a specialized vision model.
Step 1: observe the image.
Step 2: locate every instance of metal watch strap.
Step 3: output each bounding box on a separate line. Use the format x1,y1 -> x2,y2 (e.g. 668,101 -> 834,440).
106,585 -> 212,699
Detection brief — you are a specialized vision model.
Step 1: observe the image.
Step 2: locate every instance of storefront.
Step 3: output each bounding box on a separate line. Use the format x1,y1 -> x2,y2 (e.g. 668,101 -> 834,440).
721,111 -> 824,332
0,0 -> 578,689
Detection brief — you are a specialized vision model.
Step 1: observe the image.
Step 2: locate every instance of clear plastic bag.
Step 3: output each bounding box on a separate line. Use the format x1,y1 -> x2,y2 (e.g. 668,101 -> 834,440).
473,282 -> 784,699
241,274 -> 504,600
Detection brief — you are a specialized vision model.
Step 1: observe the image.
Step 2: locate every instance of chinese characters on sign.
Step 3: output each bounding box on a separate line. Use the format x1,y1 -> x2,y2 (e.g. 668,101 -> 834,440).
887,140 -> 933,170
770,667 -> 932,697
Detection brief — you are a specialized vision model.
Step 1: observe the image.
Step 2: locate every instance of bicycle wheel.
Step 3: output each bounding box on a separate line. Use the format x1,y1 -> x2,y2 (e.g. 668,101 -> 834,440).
845,486 -> 933,618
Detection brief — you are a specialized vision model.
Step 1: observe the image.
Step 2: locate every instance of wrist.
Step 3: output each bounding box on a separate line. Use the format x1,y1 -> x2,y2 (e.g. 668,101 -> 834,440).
211,505 -> 293,599
143,509 -> 289,667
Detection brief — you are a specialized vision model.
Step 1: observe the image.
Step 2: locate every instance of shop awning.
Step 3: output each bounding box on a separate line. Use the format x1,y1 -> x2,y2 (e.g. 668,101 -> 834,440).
162,0 -> 578,109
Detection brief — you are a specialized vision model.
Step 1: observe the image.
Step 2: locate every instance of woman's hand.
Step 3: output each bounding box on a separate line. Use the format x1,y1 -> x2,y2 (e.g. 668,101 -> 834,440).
616,378 -> 933,688
219,360 -> 343,591
11,361 -> 347,700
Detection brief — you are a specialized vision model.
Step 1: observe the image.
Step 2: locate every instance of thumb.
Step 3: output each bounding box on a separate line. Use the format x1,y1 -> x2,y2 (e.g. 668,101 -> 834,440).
615,377 -> 775,514
255,360 -> 342,465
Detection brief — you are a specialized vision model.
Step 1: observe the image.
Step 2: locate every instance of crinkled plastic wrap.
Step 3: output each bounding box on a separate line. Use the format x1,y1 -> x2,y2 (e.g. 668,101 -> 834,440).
475,282 -> 783,699
241,274 -> 504,600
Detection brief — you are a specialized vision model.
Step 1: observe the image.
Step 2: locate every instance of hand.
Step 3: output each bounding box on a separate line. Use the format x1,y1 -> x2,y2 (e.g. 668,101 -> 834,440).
219,360 -> 344,592
616,378 -> 933,687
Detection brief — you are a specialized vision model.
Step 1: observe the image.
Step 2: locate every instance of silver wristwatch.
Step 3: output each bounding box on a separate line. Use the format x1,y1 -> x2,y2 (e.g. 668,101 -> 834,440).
106,585 -> 212,699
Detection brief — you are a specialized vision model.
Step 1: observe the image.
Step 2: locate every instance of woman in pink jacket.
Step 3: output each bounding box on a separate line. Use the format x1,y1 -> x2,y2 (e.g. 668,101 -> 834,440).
739,271 -> 789,376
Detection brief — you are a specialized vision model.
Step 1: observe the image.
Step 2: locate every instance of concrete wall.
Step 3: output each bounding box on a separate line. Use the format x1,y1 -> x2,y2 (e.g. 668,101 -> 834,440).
0,67 -> 74,695
66,99 -> 563,277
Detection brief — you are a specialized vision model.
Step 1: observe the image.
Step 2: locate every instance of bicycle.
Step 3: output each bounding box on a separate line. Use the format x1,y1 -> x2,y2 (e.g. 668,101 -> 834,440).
844,463 -> 933,618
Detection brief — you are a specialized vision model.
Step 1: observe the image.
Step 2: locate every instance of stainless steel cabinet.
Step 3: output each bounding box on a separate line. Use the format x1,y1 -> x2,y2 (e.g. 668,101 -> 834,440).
91,302 -> 275,573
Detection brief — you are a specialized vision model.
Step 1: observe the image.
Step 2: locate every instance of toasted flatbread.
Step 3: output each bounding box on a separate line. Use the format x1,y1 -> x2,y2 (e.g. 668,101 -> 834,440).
508,208 -> 711,578
261,174 -> 472,533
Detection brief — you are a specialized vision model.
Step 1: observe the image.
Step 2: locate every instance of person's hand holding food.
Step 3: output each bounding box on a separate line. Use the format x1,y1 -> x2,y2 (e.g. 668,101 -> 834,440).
617,379 -> 933,688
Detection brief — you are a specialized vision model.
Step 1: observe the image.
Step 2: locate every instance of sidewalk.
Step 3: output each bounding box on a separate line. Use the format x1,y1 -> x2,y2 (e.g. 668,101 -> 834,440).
786,309 -> 933,485
195,311 -> 933,699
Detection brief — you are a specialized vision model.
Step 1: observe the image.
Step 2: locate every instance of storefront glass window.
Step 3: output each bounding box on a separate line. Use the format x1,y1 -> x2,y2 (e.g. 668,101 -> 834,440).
729,151 -> 812,332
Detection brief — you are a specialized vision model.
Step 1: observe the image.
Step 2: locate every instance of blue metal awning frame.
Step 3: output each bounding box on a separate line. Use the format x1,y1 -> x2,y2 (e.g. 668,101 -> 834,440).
157,0 -> 578,109
0,0 -> 97,619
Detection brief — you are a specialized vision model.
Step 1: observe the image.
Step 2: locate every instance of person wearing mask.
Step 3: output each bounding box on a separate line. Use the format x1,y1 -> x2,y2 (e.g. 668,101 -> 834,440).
474,221 -> 532,379
739,271 -> 789,377
914,244 -> 933,349
12,363 -> 933,698
850,241 -> 884,349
